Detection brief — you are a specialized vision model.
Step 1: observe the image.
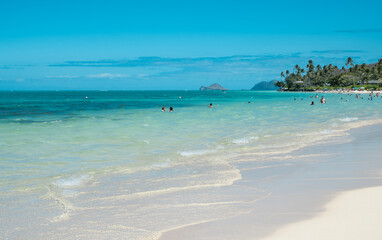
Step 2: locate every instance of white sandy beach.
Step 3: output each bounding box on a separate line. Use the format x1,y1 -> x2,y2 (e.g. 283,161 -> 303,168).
316,90 -> 382,94
260,186 -> 382,240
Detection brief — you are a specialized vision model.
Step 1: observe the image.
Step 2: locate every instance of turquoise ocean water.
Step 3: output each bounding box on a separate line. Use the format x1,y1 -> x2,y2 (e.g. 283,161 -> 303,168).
1,90 -> 382,239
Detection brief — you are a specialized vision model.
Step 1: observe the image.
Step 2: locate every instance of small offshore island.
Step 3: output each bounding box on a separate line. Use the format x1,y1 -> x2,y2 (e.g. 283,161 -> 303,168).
274,57 -> 382,91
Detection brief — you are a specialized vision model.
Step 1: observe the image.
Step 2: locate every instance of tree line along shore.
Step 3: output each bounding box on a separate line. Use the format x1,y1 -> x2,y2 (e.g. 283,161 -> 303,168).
275,58 -> 382,91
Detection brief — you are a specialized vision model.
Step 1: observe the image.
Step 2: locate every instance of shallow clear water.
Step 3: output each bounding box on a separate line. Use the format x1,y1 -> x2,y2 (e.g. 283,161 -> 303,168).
1,90 -> 382,239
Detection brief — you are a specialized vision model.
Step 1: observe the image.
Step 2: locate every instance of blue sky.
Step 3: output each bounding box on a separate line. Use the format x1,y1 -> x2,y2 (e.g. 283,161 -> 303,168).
1,0 -> 381,90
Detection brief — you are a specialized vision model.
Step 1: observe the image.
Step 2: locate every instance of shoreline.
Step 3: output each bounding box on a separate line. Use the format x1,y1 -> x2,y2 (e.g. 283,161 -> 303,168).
159,123 -> 382,240
315,90 -> 382,94
279,90 -> 382,94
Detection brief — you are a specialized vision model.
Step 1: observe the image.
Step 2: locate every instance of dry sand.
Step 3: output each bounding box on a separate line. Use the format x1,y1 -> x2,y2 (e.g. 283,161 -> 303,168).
260,186 -> 382,240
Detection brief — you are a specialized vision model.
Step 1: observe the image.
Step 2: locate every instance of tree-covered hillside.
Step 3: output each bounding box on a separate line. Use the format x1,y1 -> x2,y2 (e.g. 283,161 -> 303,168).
275,58 -> 382,91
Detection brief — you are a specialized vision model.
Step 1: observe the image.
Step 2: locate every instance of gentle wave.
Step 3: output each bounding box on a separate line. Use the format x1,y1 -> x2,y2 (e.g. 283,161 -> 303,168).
177,149 -> 216,157
53,175 -> 91,188
232,136 -> 258,144
339,117 -> 358,122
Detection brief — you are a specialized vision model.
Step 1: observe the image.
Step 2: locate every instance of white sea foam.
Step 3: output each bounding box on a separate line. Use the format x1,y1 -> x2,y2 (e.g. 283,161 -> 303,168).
339,117 -> 358,122
232,136 -> 258,144
319,129 -> 333,134
150,159 -> 171,169
53,175 -> 91,188
42,120 -> 62,124
177,149 -> 216,157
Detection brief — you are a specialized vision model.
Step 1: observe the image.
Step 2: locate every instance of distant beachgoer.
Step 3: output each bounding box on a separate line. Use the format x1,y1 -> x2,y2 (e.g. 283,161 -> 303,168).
294,98 -> 296,101
315,94 -> 318,98
178,96 -> 182,99
162,106 -> 166,111
311,101 -> 315,105
320,96 -> 326,103
209,103 -> 213,108
248,101 -> 251,104
169,107 -> 173,112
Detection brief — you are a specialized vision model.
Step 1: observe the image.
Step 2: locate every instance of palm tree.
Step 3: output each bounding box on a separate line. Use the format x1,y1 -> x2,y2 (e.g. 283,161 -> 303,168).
294,64 -> 301,74
346,57 -> 354,68
280,72 -> 285,81
286,70 -> 290,77
378,59 -> 382,78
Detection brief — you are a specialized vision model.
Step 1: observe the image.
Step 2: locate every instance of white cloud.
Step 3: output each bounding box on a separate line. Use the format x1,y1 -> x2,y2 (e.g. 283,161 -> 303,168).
86,73 -> 129,79
137,73 -> 149,78
46,75 -> 80,78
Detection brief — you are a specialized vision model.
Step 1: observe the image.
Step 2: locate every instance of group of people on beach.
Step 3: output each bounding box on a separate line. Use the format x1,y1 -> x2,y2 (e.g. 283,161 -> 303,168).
310,96 -> 326,105
307,91 -> 381,105
162,91 -> 380,112
162,103 -> 214,112
161,97 -> 217,112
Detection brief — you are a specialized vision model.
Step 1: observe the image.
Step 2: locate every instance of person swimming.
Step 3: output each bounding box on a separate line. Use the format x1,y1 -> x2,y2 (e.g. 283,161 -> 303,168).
162,106 -> 166,111
315,94 -> 318,98
169,107 -> 173,112
209,103 -> 213,108
311,101 -> 315,105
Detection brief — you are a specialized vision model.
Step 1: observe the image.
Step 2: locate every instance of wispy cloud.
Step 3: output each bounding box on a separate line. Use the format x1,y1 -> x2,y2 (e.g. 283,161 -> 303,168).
46,75 -> 80,79
335,29 -> 382,33
311,50 -> 365,54
86,73 -> 130,79
0,64 -> 34,69
48,54 -> 304,68
44,53 -> 366,86
3,52 -> 376,89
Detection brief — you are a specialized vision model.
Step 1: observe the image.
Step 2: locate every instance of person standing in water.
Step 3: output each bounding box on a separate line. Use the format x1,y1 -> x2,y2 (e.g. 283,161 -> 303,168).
162,106 -> 166,111
209,103 -> 213,108
169,107 -> 173,112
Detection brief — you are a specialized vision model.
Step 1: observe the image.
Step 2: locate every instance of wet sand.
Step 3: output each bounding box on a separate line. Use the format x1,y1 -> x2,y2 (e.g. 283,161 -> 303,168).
159,123 -> 382,240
